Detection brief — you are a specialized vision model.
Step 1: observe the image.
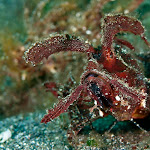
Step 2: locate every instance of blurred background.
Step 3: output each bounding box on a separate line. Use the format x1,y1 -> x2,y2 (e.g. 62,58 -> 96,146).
0,0 -> 150,119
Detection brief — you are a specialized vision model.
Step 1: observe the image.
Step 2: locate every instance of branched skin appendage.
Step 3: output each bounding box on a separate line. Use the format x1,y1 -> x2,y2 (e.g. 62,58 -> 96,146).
25,14 -> 150,143
25,34 -> 95,65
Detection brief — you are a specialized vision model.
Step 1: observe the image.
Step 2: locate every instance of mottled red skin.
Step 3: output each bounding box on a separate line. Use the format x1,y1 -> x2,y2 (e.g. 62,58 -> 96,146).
25,14 -> 150,135
44,82 -> 59,97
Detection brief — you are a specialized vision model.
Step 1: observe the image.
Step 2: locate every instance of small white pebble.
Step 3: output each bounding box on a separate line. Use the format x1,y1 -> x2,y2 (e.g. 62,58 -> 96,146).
94,100 -> 97,105
86,30 -> 92,35
99,109 -> 104,117
124,9 -> 129,14
115,95 -> 121,101
0,129 -> 12,143
127,105 -> 131,109
140,99 -> 146,108
71,26 -> 77,32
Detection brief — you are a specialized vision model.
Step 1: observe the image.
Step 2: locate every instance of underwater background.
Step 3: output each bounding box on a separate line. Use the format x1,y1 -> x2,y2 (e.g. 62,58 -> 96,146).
0,0 -> 150,149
